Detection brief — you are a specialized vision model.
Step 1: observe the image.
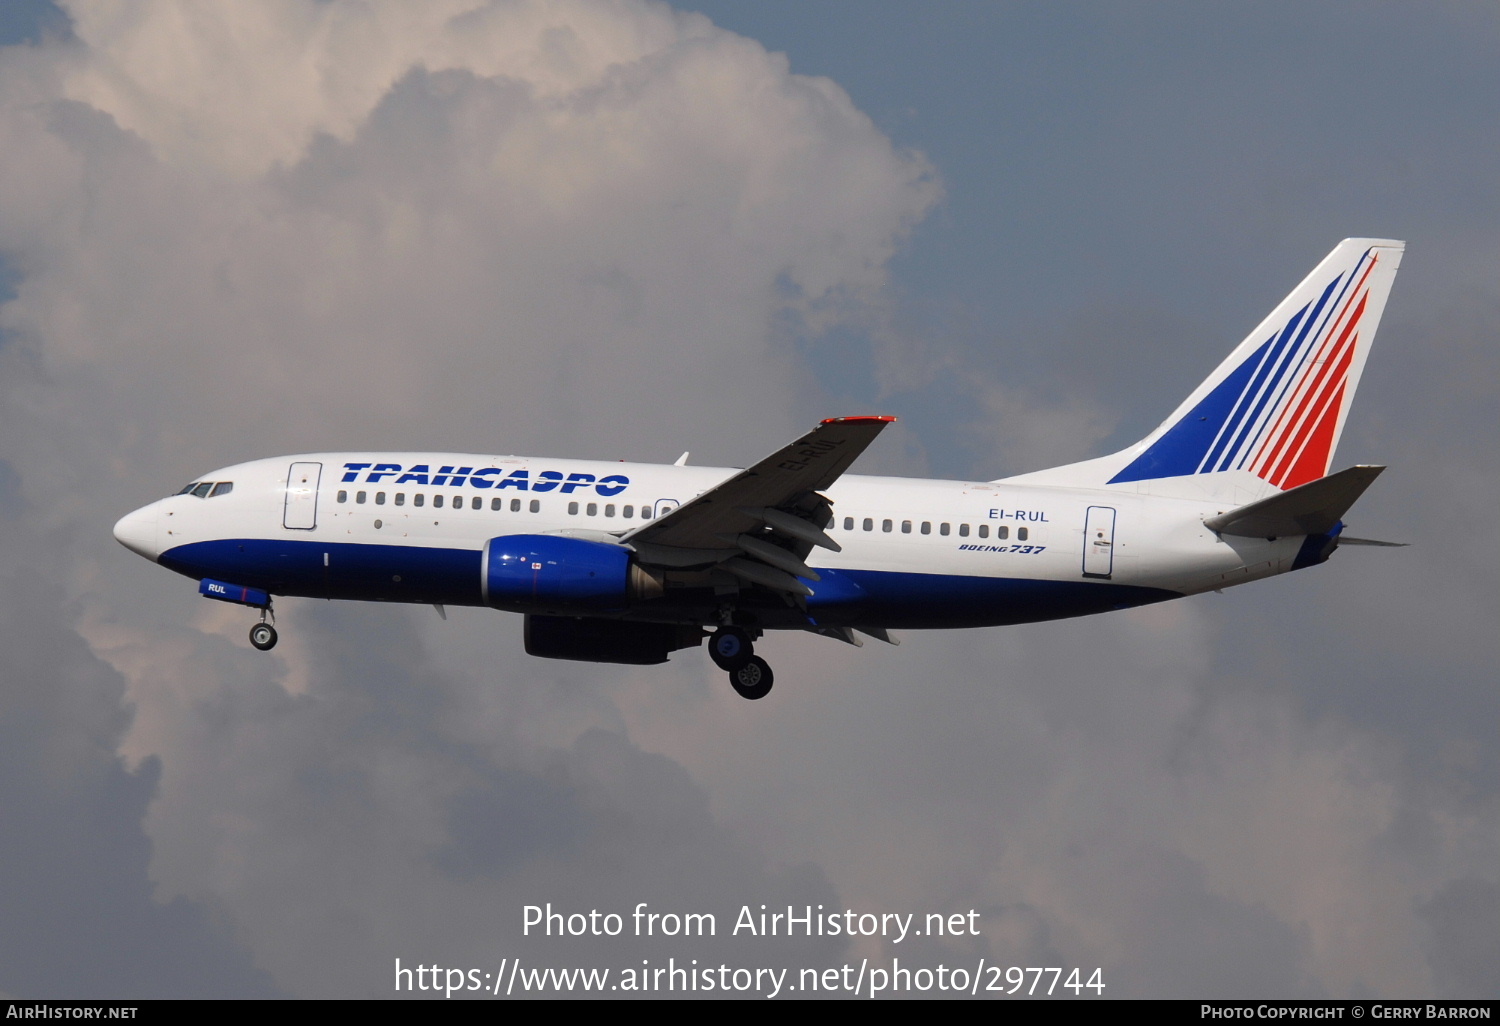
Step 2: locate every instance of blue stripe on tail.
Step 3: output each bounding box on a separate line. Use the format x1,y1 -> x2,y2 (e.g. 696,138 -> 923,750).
1108,338 -> 1270,484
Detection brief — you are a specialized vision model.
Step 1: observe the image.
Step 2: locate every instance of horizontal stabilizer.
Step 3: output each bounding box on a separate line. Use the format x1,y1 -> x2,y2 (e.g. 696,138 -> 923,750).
1204,465 -> 1384,538
1338,536 -> 1408,547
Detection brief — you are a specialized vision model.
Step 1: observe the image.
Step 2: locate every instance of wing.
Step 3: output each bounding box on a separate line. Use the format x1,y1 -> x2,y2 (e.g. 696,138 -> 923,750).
622,416 -> 894,596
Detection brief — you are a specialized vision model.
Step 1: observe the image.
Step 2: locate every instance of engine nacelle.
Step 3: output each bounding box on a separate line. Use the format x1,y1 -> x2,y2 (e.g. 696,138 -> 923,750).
483,534 -> 660,612
524,615 -> 703,665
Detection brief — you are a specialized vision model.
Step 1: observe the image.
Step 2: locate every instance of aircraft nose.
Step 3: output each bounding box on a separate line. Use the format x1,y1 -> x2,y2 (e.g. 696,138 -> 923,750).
112,504 -> 160,561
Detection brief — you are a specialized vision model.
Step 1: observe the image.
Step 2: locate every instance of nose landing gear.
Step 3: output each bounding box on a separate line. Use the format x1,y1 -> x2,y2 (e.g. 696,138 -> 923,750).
196,579 -> 279,651
709,627 -> 773,700
249,605 -> 278,651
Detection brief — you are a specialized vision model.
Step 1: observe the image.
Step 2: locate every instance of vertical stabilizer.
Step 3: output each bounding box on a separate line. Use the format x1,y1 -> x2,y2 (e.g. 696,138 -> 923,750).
998,239 -> 1404,501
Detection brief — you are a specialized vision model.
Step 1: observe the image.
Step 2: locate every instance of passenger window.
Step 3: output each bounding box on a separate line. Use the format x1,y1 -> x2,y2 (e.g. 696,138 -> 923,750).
210,482 -> 234,497
843,517 -> 854,530
641,507 -> 653,520
624,505 -> 634,519
997,526 -> 1008,540
356,491 -> 367,504
454,495 -> 463,508
471,496 -> 481,510
395,493 -> 405,506
959,524 -> 969,537
414,494 -> 425,507
882,519 -> 893,533
921,521 -> 931,535
978,525 -> 989,538
529,499 -> 540,513
337,490 -> 348,503
491,498 -> 502,511
433,495 -> 443,509
1018,527 -> 1029,541
568,502 -> 579,515
863,518 -> 873,532
940,523 -> 950,536
604,504 -> 615,517
511,499 -> 521,512
586,503 -> 598,516
901,520 -> 912,534
375,492 -> 385,505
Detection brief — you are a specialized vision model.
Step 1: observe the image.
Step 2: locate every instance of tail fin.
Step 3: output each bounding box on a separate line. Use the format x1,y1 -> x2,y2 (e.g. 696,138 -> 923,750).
1000,239 -> 1405,501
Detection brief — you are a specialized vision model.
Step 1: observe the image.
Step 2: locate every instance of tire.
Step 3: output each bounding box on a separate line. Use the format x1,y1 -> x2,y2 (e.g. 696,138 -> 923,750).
249,623 -> 278,651
729,655 -> 774,700
708,626 -> 753,672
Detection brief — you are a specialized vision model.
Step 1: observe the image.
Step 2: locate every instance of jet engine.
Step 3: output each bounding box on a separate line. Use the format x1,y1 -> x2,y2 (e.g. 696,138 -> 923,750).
483,534 -> 662,612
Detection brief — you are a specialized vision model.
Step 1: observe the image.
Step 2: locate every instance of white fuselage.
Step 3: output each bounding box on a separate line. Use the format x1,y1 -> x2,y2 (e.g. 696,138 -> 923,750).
114,451 -> 1307,632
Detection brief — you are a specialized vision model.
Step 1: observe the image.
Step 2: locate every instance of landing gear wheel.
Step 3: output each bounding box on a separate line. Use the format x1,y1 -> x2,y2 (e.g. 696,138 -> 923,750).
729,655 -> 774,700
708,626 -> 753,672
249,623 -> 278,651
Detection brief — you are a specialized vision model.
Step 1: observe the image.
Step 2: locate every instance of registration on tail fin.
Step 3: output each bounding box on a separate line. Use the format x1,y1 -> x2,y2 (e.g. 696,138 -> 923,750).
1001,239 -> 1405,501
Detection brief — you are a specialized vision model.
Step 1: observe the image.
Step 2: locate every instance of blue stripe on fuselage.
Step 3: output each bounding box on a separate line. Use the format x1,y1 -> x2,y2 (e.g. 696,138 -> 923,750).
807,567 -> 1180,628
159,540 -> 1180,628
159,539 -> 483,605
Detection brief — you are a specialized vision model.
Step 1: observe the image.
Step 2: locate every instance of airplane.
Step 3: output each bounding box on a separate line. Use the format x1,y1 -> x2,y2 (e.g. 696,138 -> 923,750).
113,238 -> 1404,700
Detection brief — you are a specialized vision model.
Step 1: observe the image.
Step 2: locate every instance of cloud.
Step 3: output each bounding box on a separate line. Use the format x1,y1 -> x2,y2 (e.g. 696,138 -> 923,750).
91,601 -> 844,996
1421,877 -> 1500,998
0,559 -> 275,996
3,4 -> 936,476
0,0 -> 934,997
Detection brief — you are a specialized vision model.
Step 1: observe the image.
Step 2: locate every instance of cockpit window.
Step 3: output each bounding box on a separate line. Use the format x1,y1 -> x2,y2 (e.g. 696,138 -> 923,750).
177,481 -> 233,498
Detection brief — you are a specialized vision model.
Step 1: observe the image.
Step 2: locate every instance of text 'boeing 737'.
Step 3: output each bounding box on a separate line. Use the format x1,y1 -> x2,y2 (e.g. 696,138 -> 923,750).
114,239 -> 1405,699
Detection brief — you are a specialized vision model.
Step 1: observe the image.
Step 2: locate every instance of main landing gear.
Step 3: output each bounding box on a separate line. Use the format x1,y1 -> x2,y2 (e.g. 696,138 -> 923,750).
249,605 -> 278,651
709,627 -> 774,700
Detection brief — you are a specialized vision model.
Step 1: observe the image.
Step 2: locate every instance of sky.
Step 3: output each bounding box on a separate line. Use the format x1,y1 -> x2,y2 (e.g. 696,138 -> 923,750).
0,0 -> 1495,1000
